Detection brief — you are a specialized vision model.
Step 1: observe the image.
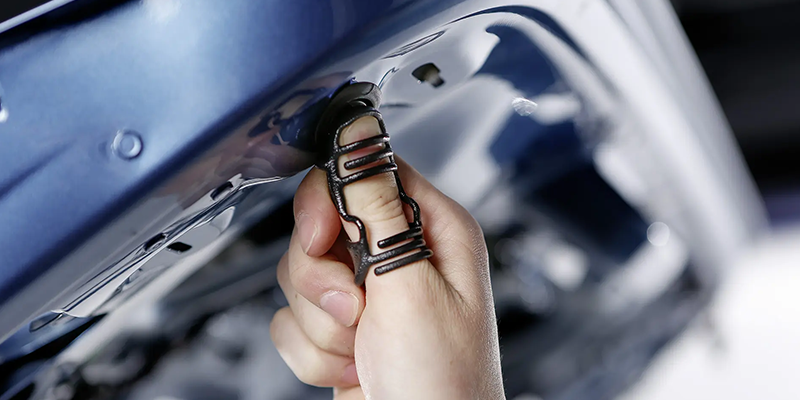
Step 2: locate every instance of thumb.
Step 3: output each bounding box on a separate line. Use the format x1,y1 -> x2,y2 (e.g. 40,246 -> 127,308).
336,116 -> 443,294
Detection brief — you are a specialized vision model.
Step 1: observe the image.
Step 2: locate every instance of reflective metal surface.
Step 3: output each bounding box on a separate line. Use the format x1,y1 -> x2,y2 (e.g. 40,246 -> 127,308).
57,174 -> 285,318
0,0 -> 75,34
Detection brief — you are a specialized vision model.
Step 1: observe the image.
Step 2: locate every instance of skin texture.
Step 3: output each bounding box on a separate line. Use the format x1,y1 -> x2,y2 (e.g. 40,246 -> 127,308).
270,117 -> 506,400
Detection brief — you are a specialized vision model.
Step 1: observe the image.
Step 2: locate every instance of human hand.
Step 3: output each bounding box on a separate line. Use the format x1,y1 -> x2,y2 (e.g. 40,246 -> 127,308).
270,117 -> 505,400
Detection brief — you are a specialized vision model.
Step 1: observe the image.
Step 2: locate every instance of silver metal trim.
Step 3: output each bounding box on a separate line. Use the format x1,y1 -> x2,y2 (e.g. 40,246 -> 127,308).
56,174 -> 289,318
0,0 -> 76,35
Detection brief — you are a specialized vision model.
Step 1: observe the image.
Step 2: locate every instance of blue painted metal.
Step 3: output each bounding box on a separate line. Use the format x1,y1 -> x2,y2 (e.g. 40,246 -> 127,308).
0,0 -> 452,340
0,0 -> 380,302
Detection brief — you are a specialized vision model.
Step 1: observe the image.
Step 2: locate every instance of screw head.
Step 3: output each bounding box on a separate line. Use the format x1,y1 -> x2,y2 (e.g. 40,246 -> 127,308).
112,129 -> 143,159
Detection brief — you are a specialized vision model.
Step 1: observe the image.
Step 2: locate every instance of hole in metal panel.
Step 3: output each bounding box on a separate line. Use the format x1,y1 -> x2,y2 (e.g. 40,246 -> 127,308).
166,241 -> 192,253
411,63 -> 445,88
143,233 -> 166,252
210,181 -> 234,200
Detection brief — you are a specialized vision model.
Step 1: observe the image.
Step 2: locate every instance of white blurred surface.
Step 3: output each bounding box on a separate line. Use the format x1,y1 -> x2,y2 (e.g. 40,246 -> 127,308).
622,226 -> 800,400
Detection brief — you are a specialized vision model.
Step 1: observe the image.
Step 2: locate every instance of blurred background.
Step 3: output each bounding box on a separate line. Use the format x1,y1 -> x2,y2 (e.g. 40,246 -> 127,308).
622,0 -> 800,398
673,0 -> 800,224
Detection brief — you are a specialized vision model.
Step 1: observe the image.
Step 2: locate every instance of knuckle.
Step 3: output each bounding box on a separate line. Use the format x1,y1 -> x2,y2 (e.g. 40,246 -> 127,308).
294,366 -> 324,386
311,325 -> 353,355
269,307 -> 293,347
292,356 -> 331,386
465,218 -> 488,257
287,254 -> 319,293
276,254 -> 290,287
453,201 -> 483,239
292,184 -> 308,221
451,203 -> 488,255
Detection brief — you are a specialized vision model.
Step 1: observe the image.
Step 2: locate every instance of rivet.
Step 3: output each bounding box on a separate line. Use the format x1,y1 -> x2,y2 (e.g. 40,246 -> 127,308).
112,129 -> 143,159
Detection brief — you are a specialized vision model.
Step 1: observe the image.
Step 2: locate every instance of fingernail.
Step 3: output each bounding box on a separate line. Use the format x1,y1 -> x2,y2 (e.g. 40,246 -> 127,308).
341,362 -> 360,386
319,291 -> 359,327
296,212 -> 317,254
